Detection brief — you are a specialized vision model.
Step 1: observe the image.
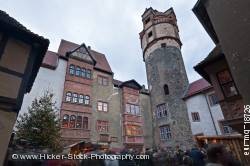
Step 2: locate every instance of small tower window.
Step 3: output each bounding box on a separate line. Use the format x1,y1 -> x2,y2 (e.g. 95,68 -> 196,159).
164,84 -> 169,95
161,43 -> 166,48
145,17 -> 150,24
148,31 -> 153,38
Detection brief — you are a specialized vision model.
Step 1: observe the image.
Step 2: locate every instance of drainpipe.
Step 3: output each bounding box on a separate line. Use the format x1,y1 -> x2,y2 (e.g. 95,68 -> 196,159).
204,94 -> 218,136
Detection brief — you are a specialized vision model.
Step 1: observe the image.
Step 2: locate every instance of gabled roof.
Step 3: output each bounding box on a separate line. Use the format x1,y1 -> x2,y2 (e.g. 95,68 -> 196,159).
0,10 -> 49,93
119,79 -> 142,90
57,39 -> 112,74
66,43 -> 97,65
113,79 -> 123,87
0,10 -> 49,46
183,78 -> 212,99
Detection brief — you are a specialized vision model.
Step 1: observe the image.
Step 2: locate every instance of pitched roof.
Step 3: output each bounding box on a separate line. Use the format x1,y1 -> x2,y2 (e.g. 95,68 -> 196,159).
192,0 -> 219,44
119,79 -> 142,90
0,10 -> 49,93
41,51 -> 58,69
0,10 -> 49,46
113,79 -> 149,94
57,39 -> 112,74
183,78 -> 212,99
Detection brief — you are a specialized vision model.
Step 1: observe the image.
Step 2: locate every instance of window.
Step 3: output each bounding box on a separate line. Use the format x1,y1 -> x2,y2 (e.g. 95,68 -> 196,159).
86,69 -> 91,79
62,114 -> 69,128
96,120 -> 109,132
85,95 -> 90,105
145,17 -> 150,24
79,94 -> 84,104
76,116 -> 82,128
81,68 -> 86,78
111,137 -> 118,142
191,112 -> 200,122
69,64 -> 75,75
161,43 -> 166,48
98,76 -> 109,86
97,101 -> 108,112
217,70 -> 238,98
164,84 -> 169,95
160,125 -> 171,140
125,104 -> 140,115
65,92 -> 72,102
126,125 -> 143,136
76,66 -> 81,76
73,93 -> 78,103
69,115 -> 76,128
83,117 -> 88,129
148,31 -> 153,38
156,104 -> 168,118
208,93 -> 219,106
99,134 -> 109,142
223,125 -> 233,134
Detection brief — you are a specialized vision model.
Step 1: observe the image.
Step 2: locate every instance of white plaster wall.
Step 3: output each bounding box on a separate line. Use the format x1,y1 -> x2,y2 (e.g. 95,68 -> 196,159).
19,58 -> 67,115
205,92 -> 225,135
185,93 -> 220,136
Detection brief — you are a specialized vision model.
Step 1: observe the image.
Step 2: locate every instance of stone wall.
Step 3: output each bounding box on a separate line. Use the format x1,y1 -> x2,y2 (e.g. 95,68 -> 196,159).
145,46 -> 193,150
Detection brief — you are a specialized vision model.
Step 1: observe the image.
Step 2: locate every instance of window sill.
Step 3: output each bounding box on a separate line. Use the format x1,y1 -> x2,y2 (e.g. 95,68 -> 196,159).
61,127 -> 90,131
63,101 -> 92,107
69,74 -> 93,80
123,113 -> 142,117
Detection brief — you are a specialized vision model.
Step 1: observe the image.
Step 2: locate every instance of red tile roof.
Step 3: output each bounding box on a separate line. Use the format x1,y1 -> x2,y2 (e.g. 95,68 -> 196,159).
57,39 -> 112,74
183,78 -> 212,99
41,51 -> 58,69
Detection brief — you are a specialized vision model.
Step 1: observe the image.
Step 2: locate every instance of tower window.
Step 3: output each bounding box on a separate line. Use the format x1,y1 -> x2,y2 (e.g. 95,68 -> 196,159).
161,43 -> 166,48
145,17 -> 150,24
148,31 -> 153,38
191,112 -> 200,122
164,84 -> 169,95
156,104 -> 168,118
160,125 -> 171,140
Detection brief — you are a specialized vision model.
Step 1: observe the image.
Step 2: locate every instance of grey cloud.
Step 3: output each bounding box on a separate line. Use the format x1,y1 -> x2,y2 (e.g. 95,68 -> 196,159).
0,0 -> 213,86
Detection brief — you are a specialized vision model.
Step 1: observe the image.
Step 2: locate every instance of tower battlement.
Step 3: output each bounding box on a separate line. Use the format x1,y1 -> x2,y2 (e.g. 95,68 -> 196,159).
139,7 -> 182,61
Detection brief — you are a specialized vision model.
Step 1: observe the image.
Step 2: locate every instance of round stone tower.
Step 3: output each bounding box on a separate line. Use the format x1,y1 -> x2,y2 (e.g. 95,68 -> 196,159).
139,7 -> 193,150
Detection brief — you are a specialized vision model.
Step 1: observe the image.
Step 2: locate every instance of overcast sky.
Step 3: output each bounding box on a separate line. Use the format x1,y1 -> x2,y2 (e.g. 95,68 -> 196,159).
1,0 -> 215,86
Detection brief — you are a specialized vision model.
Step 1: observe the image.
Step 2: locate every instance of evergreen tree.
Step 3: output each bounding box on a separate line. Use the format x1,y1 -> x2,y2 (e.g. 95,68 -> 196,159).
16,91 -> 61,152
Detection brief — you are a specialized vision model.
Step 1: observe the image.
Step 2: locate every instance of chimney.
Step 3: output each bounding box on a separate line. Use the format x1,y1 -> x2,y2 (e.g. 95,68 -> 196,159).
87,46 -> 91,50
